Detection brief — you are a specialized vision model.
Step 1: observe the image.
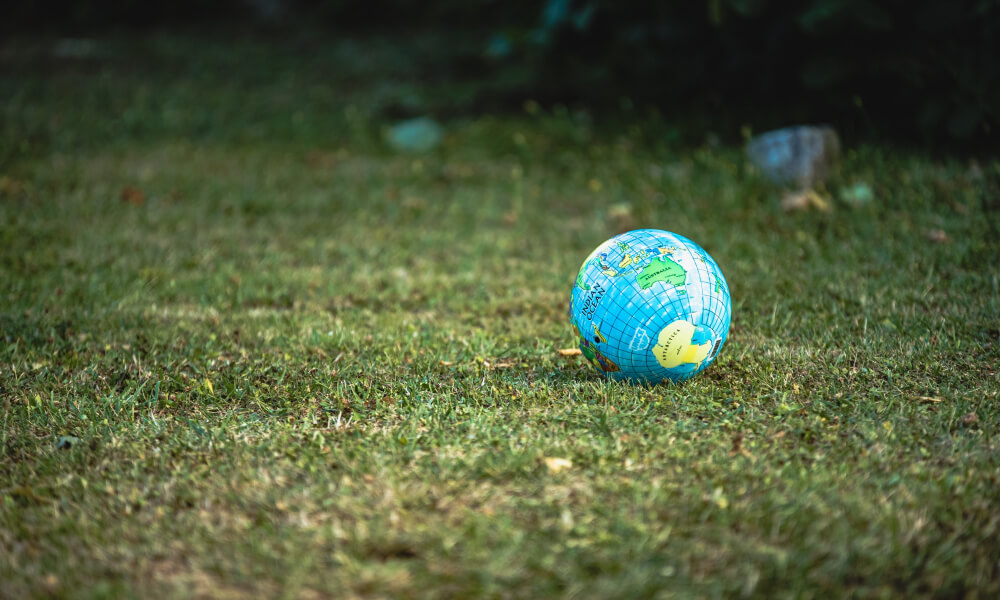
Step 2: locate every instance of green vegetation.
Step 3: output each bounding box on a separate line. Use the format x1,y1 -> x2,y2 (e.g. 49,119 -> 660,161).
10,0 -> 998,143
2,33 -> 999,598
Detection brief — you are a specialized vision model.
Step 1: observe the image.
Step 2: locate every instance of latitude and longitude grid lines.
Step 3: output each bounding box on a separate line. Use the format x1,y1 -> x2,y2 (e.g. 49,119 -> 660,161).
573,230 -> 731,382
689,238 -> 730,345
603,230 -> 730,381
689,234 -> 732,362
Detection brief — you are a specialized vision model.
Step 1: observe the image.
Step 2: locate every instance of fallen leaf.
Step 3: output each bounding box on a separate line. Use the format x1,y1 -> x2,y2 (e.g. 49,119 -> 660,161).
607,202 -> 634,231
781,191 -> 810,211
913,395 -> 943,403
729,434 -> 751,457
558,348 -> 582,356
439,360 -> 453,366
711,487 -> 728,509
781,189 -> 831,212
120,186 -> 145,206
543,457 -> 573,473
560,508 -> 573,528
926,229 -> 951,244
306,151 -> 339,169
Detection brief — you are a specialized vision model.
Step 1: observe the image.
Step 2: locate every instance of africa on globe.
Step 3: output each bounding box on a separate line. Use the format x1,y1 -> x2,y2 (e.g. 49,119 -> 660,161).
570,229 -> 732,384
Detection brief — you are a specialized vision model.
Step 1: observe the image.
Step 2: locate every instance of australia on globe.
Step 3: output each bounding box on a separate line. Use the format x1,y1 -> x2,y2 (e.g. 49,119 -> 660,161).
569,229 -> 732,384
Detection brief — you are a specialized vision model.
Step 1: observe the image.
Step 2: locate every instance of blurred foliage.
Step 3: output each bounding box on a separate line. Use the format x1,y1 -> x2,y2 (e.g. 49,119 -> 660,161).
515,0 -> 999,144
4,0 -> 998,145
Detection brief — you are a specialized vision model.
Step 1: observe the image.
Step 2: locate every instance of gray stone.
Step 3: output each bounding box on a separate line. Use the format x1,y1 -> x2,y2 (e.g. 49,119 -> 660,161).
746,125 -> 840,188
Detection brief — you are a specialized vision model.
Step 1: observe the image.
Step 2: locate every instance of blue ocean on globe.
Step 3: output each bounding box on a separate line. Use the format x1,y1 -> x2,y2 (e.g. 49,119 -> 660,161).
570,229 -> 732,384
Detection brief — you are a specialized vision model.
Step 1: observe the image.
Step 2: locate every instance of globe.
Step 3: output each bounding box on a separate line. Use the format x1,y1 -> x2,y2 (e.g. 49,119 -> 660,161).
569,229 -> 732,384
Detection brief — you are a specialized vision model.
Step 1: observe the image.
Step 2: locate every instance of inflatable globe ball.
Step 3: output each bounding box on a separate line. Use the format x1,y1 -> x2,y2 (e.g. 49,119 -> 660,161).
569,229 -> 732,384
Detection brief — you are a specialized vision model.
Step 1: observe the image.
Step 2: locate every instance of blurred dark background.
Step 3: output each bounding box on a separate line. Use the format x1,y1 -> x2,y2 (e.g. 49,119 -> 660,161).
5,0 -> 999,149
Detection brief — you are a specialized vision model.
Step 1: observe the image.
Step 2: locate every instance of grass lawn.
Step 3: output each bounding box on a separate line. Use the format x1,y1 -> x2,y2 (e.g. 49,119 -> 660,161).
2,32 -> 999,599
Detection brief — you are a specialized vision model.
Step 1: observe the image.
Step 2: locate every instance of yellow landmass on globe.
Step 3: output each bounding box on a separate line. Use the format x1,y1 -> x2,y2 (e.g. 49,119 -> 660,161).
652,320 -> 713,368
